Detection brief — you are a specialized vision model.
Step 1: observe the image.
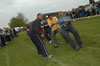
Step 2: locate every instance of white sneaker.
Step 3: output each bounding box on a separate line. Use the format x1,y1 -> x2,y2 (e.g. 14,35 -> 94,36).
49,40 -> 52,44
44,55 -> 53,59
39,55 -> 42,56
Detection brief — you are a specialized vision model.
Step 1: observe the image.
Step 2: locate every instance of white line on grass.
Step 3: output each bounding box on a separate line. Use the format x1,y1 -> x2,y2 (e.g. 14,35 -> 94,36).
85,34 -> 100,37
87,47 -> 100,50
25,42 -> 69,66
24,37 -> 69,66
51,58 -> 68,66
5,46 -> 10,66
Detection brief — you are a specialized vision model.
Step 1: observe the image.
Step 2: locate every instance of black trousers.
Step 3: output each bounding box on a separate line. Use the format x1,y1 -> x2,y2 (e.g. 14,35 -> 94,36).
44,27 -> 51,41
0,37 -> 6,47
5,35 -> 11,42
62,24 -> 83,48
52,28 -> 63,46
52,28 -> 76,49
29,33 -> 48,57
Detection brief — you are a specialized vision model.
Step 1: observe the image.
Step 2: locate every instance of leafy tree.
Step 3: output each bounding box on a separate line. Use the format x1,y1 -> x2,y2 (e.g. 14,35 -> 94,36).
9,17 -> 25,28
8,12 -> 28,28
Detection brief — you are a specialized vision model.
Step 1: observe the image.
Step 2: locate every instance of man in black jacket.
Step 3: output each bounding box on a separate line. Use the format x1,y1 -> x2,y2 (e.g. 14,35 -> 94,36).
29,13 -> 52,59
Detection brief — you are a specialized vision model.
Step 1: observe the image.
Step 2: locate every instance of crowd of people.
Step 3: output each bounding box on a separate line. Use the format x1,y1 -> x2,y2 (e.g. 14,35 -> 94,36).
61,2 -> 100,19
0,28 -> 17,48
26,11 -> 86,59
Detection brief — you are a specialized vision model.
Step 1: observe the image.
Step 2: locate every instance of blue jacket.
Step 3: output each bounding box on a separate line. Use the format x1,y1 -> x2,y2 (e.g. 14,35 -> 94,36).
58,16 -> 72,27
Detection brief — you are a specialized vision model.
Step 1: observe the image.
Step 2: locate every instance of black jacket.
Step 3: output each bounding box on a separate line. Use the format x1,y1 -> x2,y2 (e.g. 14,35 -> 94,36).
0,31 -> 5,38
29,18 -> 42,35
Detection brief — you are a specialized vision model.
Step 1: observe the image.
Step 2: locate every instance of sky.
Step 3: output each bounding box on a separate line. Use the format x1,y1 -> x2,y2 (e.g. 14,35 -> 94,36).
0,0 -> 99,28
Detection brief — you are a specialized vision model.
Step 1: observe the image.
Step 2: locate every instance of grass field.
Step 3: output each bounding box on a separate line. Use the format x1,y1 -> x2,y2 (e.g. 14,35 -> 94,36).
0,16 -> 100,66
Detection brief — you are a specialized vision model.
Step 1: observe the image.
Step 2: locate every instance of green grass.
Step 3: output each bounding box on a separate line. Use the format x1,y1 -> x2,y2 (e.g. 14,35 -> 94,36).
0,16 -> 100,66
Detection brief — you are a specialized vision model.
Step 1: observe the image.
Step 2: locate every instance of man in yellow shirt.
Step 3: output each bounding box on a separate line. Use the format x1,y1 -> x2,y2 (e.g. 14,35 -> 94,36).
47,15 -> 65,48
47,16 -> 59,32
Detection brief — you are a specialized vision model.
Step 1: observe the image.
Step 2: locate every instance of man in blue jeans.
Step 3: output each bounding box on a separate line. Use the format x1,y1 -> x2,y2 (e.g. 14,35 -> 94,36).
58,12 -> 85,50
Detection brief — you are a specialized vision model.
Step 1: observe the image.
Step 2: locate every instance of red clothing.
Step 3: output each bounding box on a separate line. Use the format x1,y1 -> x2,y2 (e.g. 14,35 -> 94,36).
40,29 -> 46,40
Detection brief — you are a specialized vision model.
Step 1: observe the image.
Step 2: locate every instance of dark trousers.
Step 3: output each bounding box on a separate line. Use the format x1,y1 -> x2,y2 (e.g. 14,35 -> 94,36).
62,24 -> 83,48
52,28 -> 76,49
0,37 -> 6,47
44,27 -> 51,41
52,29 -> 62,46
29,33 -> 48,57
5,35 -> 11,42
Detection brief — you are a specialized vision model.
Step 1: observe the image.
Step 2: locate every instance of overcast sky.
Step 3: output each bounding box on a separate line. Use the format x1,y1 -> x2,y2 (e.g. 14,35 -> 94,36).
0,0 -> 99,28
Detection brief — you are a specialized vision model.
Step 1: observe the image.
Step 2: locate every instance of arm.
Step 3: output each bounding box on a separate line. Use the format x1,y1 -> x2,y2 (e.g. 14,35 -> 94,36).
44,24 -> 49,27
47,21 -> 55,27
47,19 -> 53,27
63,16 -> 72,22
63,19 -> 71,22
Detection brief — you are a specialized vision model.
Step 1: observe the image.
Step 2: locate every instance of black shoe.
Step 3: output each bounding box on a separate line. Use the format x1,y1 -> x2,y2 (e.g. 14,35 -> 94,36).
80,45 -> 85,48
54,45 -> 59,48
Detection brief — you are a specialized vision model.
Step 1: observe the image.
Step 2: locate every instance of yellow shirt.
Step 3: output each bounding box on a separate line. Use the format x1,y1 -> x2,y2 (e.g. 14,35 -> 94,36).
47,16 -> 59,31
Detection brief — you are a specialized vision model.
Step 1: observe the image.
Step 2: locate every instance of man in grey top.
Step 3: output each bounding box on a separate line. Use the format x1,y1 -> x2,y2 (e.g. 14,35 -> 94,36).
58,12 -> 85,50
